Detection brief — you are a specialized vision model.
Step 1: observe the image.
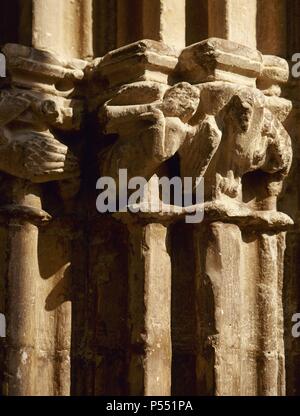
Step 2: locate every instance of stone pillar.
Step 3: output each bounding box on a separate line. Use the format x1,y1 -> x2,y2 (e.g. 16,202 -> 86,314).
32,0 -> 93,58
194,218 -> 289,395
88,39 -> 179,395
141,0 -> 186,51
208,0 -> 257,48
124,217 -> 172,395
116,0 -> 186,51
4,183 -> 50,395
0,43 -> 85,395
90,37 -> 290,396
177,39 -> 292,395
0,0 -> 93,58
0,0 -> 298,396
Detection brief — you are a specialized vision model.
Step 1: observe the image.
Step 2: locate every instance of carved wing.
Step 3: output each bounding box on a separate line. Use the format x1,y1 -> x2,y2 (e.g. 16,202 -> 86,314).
0,92 -> 31,126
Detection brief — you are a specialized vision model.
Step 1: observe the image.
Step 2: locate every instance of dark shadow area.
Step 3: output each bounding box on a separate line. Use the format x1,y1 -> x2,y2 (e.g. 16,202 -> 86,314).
286,0 -> 300,59
256,0 -> 287,58
242,169 -> 278,210
70,109 -> 129,396
186,0 -> 208,46
45,268 -> 71,311
0,0 -> 20,45
170,223 -> 218,396
171,221 -> 197,395
93,0 -> 117,57
0,0 -> 32,46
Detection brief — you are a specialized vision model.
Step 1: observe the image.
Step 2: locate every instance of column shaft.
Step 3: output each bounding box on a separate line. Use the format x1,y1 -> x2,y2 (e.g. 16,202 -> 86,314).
127,222 -> 172,395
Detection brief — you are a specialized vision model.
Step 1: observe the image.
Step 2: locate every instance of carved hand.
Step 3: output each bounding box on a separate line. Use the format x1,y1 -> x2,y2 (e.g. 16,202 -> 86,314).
0,127 -> 80,183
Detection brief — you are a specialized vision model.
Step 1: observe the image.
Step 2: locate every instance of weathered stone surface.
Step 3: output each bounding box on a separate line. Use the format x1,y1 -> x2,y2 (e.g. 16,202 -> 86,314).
87,39 -> 178,108
95,37 -> 292,396
208,0 -> 257,49
257,55 -> 289,96
0,43 -> 85,396
177,38 -> 263,86
0,1 -> 299,398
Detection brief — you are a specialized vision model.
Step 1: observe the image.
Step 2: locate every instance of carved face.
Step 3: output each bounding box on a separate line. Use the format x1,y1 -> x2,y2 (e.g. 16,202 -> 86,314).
224,88 -> 265,129
227,95 -> 255,133
221,88 -> 267,174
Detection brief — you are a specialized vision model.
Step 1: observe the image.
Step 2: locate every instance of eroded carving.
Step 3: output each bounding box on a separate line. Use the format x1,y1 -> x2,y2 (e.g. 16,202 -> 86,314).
91,38 -> 293,397
0,44 -> 84,186
0,43 -> 86,396
96,38 -> 292,225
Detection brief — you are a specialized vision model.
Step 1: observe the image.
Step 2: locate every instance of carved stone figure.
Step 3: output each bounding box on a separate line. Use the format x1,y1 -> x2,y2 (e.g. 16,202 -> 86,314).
100,81 -> 200,183
0,0 -> 299,396
0,92 -> 79,183
94,38 -> 293,396
0,43 -> 85,396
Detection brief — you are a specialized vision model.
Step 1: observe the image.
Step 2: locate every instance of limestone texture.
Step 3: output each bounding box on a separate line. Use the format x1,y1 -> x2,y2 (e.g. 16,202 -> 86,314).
0,0 -> 299,397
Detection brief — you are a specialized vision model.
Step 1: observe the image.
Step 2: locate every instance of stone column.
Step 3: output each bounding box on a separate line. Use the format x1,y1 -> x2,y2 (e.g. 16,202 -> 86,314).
91,40 -> 198,395
116,0 -> 186,50
88,39 -> 178,395
91,36 -> 293,396
194,214 -> 290,395
4,182 -> 50,395
122,216 -> 172,395
32,0 -> 93,58
0,43 -> 85,395
208,0 -> 257,48
177,39 -> 292,395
